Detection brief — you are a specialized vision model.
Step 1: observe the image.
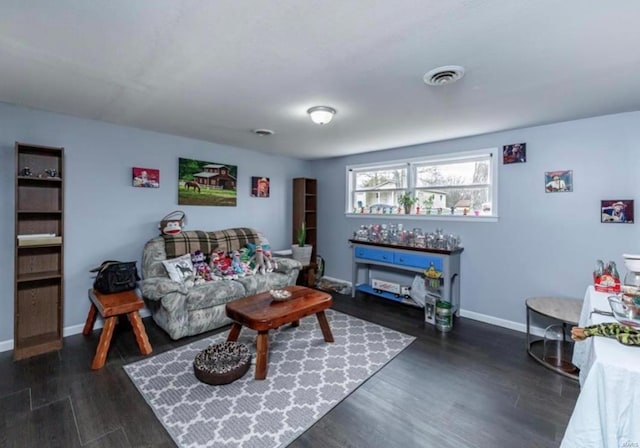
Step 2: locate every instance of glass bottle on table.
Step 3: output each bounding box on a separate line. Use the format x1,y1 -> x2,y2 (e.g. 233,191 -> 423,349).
609,261 -> 620,281
594,259 -> 604,277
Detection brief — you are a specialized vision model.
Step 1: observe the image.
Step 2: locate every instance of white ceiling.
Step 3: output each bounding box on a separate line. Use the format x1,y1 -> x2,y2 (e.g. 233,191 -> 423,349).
1,1 -> 639,160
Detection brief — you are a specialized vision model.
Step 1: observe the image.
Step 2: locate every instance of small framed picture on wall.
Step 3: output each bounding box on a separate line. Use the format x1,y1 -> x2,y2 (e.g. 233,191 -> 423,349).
601,200 -> 634,223
544,170 -> 573,193
503,143 -> 526,164
132,167 -> 160,188
251,177 -> 270,197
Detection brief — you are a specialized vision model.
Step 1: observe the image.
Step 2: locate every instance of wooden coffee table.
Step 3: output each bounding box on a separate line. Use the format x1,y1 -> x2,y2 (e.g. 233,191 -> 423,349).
225,285 -> 334,380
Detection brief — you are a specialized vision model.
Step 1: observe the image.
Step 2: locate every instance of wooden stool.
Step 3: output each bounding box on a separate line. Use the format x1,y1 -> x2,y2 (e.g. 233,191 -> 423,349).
83,289 -> 152,370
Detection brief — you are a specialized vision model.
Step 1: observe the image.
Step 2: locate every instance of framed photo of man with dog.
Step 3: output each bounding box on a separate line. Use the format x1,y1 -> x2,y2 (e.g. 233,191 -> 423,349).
178,157 -> 237,206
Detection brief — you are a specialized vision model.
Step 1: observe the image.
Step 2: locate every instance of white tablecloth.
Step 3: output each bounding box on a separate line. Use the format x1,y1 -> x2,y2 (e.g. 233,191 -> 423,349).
561,286 -> 640,448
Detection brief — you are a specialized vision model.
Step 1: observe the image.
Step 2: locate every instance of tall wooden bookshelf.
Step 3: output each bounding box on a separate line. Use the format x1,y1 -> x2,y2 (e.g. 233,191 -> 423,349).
292,178 -> 317,285
292,178 -> 317,260
14,142 -> 64,360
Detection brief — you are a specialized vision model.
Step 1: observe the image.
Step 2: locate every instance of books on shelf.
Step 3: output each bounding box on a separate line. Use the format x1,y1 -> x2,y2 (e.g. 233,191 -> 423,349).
17,234 -> 62,246
17,233 -> 56,239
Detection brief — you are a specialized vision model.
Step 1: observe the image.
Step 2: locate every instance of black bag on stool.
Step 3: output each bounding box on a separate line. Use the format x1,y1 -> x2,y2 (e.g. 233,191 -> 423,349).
91,260 -> 140,294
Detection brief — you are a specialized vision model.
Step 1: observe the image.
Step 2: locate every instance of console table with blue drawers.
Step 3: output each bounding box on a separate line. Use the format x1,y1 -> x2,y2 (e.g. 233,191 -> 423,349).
349,239 -> 463,321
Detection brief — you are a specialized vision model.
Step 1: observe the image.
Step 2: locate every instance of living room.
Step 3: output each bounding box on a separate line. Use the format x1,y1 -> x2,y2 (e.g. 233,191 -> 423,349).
3,100 -> 638,346
2,2 -> 640,447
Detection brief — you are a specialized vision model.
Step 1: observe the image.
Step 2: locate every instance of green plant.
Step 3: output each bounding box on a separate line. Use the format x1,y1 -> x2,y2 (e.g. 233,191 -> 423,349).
296,222 -> 307,247
423,194 -> 435,209
398,192 -> 418,208
398,192 -> 418,214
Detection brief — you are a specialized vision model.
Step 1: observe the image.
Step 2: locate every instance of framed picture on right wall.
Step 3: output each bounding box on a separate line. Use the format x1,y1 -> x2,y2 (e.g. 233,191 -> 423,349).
544,170 -> 573,193
503,143 -> 526,164
601,199 -> 634,223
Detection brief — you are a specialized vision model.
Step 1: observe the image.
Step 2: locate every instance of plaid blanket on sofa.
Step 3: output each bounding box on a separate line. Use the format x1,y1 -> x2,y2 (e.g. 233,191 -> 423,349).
163,228 -> 260,259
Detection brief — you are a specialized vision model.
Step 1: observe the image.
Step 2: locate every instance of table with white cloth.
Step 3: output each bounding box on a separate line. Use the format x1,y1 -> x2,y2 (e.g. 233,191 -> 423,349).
561,285 -> 640,448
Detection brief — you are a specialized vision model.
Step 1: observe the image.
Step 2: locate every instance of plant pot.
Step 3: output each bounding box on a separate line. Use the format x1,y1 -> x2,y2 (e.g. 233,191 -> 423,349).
291,244 -> 313,266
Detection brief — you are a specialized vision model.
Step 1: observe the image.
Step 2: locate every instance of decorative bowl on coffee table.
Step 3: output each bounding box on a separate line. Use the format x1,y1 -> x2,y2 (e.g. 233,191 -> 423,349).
270,289 -> 292,301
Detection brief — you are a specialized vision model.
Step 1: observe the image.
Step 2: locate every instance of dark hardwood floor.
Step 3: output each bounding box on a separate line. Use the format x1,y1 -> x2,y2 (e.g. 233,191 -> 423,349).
0,292 -> 579,447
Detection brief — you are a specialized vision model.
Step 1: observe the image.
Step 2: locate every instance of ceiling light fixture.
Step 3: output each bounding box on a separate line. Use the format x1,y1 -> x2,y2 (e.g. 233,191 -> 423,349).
307,106 -> 336,125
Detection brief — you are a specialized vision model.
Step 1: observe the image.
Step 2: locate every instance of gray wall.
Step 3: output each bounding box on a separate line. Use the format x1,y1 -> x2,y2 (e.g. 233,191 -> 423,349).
0,102 -> 311,344
313,111 -> 640,329
2,102 -> 638,344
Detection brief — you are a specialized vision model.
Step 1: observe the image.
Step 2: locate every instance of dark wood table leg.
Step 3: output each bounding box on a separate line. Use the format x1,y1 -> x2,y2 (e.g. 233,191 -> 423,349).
128,311 -> 152,355
91,316 -> 116,370
255,331 -> 269,380
291,320 -> 300,327
316,310 -> 334,342
227,323 -> 242,342
82,304 -> 98,336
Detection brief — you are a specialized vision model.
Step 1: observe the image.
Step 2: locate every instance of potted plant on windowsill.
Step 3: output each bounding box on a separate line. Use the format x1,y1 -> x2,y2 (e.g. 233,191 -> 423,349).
423,194 -> 435,215
398,192 -> 418,215
291,222 -> 313,265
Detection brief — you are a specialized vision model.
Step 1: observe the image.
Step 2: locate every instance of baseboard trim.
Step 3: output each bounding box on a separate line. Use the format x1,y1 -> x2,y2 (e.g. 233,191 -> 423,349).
321,275 -> 350,284
0,298 -> 547,354
459,309 -> 545,338
0,309 -> 151,353
326,275 -> 548,338
0,339 -> 13,353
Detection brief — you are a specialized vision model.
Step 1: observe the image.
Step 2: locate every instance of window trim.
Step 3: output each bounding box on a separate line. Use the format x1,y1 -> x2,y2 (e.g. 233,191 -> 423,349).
345,148 -> 499,221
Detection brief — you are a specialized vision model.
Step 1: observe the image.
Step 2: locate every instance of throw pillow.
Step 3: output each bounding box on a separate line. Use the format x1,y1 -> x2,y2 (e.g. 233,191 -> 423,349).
162,254 -> 194,283
245,242 -> 271,258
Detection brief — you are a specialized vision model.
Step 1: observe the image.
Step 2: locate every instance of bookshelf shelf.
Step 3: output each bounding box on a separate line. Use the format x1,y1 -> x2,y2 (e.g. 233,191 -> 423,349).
14,142 -> 65,360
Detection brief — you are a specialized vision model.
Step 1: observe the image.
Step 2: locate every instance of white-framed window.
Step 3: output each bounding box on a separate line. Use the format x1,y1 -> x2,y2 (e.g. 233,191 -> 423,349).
346,148 -> 498,220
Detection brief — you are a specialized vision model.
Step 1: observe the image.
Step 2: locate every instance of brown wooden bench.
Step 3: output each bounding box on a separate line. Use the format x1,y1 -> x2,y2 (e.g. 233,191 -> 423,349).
83,289 -> 152,369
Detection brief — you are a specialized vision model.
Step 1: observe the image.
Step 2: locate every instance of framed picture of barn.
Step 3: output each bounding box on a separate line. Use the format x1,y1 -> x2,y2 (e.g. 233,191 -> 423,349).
178,157 -> 237,206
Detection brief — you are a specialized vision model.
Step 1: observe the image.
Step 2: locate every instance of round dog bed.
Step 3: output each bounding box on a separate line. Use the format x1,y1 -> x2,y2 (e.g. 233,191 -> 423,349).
193,341 -> 251,385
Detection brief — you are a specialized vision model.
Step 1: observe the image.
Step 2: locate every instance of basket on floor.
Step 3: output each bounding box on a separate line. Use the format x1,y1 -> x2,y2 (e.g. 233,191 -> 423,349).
193,341 -> 251,385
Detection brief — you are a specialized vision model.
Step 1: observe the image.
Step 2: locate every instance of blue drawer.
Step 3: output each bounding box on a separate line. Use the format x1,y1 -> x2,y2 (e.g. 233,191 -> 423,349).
354,247 -> 394,263
394,252 -> 443,271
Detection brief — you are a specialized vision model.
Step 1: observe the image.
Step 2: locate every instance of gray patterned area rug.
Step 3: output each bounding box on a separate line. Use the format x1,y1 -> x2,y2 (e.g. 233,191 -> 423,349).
124,309 -> 415,448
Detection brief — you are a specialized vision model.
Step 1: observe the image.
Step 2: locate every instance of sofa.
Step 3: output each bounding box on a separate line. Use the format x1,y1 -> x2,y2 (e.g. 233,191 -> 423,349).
140,227 -> 302,339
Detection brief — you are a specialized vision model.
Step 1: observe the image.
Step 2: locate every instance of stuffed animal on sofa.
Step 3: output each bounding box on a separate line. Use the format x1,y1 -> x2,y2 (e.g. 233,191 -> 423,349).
196,264 -> 213,282
231,250 -> 249,276
191,250 -> 212,282
249,245 -> 268,275
210,249 -> 236,278
263,249 -> 277,273
239,247 -> 251,264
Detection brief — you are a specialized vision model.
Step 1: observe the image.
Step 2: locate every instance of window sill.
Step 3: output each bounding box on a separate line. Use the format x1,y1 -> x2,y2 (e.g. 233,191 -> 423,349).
344,213 -> 498,223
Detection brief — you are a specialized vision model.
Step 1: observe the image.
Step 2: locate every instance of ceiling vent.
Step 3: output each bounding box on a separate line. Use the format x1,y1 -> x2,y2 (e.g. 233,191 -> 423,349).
423,65 -> 465,86
253,128 -> 274,136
